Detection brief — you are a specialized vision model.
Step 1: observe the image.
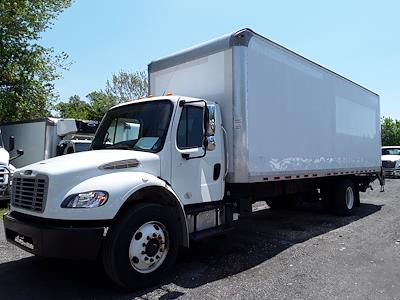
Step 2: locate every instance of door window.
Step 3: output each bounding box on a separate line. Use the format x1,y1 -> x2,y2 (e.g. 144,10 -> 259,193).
177,106 -> 204,149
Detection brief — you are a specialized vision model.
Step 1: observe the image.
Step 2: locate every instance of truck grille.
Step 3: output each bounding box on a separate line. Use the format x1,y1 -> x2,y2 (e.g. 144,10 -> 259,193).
11,174 -> 48,213
382,160 -> 396,169
0,165 -> 6,184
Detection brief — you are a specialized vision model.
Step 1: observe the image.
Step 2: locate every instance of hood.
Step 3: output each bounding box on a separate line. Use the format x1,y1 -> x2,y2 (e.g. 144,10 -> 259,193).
18,150 -> 160,177
0,148 -> 9,165
381,155 -> 400,162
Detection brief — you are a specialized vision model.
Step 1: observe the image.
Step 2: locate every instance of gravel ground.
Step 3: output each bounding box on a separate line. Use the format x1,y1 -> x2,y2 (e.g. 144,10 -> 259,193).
1,179 -> 399,299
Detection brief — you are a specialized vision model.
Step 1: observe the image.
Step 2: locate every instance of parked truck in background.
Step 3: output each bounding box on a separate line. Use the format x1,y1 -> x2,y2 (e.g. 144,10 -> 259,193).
0,130 -> 23,204
0,118 -> 98,168
381,146 -> 400,177
3,28 -> 383,290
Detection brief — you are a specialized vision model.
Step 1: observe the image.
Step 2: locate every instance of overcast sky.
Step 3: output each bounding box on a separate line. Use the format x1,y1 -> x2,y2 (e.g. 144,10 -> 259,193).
42,0 -> 399,119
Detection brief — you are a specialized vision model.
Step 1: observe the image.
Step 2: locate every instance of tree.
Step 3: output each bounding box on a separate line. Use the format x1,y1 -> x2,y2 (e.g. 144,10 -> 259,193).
105,71 -> 148,103
381,117 -> 400,146
56,95 -> 91,119
0,0 -> 72,122
55,91 -> 116,121
87,91 -> 117,120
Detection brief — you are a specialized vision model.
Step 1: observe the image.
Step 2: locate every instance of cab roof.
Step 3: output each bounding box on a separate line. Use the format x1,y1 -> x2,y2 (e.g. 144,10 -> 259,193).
110,95 -> 205,110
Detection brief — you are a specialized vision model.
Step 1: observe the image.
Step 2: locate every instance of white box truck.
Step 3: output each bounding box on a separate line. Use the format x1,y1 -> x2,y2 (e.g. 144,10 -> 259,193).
3,29 -> 383,290
0,118 -> 98,168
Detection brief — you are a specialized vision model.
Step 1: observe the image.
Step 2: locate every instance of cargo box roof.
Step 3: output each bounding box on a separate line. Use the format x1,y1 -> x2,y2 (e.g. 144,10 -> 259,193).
148,28 -> 377,96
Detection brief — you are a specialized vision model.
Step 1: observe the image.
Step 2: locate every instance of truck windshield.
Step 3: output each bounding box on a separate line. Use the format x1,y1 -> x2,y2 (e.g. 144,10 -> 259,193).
382,148 -> 400,155
91,100 -> 173,153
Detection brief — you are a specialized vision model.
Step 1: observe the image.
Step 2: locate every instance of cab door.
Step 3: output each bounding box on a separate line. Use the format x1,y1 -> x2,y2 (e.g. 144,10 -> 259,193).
170,100 -> 224,205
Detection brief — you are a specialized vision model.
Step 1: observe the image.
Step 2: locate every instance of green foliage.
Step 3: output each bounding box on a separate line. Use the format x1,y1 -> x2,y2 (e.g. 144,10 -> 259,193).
55,71 -> 148,120
56,95 -> 91,119
0,0 -> 72,122
0,207 -> 8,219
105,70 -> 148,103
55,91 -> 117,121
381,117 -> 400,146
86,91 -> 117,120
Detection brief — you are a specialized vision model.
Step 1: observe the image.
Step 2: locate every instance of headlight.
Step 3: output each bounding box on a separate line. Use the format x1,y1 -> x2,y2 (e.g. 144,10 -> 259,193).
396,160 -> 400,169
61,191 -> 108,208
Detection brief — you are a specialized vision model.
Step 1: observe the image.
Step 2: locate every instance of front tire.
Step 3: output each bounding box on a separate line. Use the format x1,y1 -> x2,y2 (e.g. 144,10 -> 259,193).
102,203 -> 179,290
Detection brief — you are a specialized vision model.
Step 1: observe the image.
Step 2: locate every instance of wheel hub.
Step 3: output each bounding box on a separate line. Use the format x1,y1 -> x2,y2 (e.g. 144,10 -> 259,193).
145,238 -> 160,257
129,221 -> 169,274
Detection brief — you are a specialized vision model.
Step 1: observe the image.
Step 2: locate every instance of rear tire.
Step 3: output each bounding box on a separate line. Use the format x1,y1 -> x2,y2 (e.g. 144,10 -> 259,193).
102,203 -> 179,291
333,179 -> 357,216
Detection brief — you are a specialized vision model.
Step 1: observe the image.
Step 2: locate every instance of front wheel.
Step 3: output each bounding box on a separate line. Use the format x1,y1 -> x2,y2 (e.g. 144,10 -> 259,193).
102,203 -> 179,290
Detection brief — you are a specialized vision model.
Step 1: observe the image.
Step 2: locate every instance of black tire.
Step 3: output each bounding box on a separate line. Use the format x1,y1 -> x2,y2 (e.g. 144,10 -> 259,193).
333,179 -> 357,216
102,203 -> 180,291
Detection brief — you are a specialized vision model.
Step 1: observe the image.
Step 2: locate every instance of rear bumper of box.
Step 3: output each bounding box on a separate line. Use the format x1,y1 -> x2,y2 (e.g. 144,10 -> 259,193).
3,211 -> 106,260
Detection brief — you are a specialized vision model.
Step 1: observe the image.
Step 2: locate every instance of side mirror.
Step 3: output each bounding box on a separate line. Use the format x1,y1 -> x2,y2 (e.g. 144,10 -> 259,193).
206,136 -> 216,151
8,136 -> 15,152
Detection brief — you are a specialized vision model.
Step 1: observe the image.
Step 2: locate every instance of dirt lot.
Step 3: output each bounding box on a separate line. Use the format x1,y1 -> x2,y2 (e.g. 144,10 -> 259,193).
1,179 -> 399,299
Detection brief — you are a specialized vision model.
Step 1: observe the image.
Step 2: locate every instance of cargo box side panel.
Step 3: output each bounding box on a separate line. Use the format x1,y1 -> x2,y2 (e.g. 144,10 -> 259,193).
150,49 -> 234,173
246,36 -> 380,179
1,121 -> 47,168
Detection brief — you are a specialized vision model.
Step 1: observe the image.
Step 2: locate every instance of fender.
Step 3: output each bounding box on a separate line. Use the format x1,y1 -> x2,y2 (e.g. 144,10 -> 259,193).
120,175 -> 189,247
60,171 -> 189,247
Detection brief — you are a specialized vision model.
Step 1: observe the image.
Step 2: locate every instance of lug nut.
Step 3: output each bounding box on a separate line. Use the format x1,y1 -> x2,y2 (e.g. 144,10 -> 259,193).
132,256 -> 139,264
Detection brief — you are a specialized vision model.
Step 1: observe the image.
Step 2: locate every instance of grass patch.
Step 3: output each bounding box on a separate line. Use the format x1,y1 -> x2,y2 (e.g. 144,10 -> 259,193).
0,207 -> 8,219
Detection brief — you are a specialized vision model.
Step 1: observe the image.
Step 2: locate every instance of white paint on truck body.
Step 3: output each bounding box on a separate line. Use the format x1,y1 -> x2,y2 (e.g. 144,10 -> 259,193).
149,30 -> 381,183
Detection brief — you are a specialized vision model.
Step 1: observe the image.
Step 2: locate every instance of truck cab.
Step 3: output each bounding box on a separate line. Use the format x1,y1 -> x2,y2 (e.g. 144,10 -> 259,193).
3,96 -> 225,290
381,146 -> 400,177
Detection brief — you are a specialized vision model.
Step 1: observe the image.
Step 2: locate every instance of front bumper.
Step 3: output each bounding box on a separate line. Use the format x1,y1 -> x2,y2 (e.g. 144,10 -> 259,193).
383,168 -> 400,177
3,211 -> 106,260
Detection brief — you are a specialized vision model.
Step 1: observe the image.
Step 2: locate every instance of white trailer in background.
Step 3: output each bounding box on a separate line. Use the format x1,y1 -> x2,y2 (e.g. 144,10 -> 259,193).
3,28 -> 383,290
0,118 -> 98,168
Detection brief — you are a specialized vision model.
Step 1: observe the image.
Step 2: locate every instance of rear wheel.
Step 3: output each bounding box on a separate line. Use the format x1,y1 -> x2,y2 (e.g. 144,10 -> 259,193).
333,179 -> 357,216
102,203 -> 179,290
